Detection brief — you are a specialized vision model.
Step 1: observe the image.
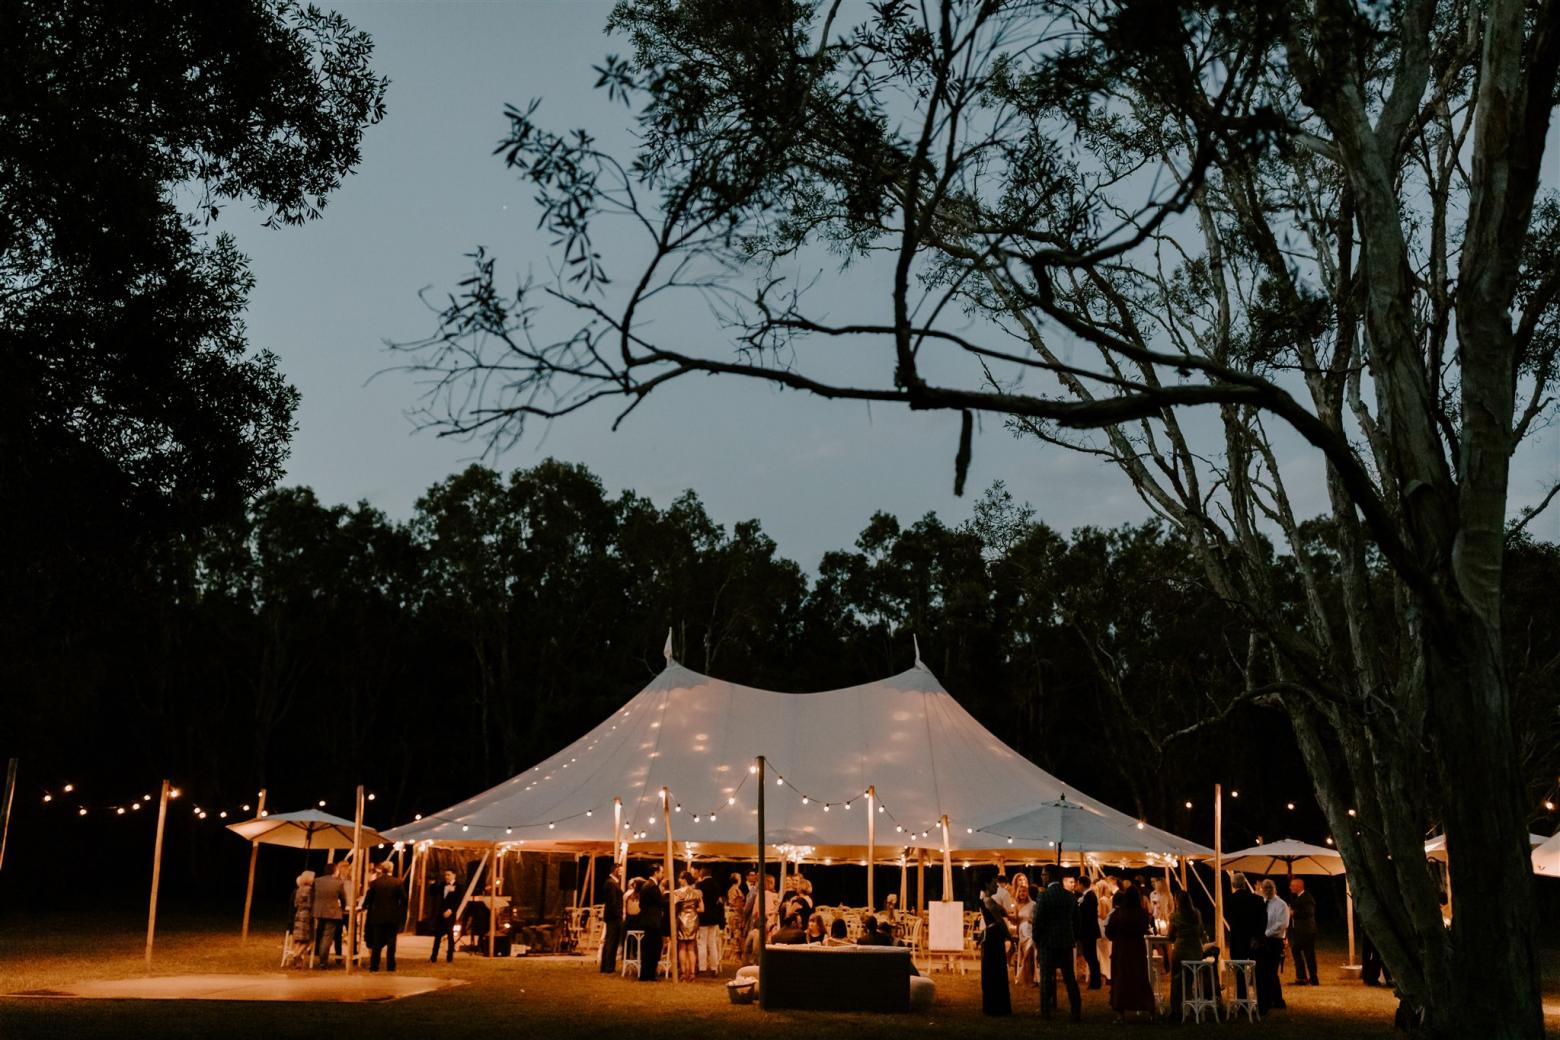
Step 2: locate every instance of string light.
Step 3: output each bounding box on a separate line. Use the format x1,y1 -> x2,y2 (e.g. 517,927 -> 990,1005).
63,784 -> 74,793
42,794 -> 51,803
1286,802 -> 1296,811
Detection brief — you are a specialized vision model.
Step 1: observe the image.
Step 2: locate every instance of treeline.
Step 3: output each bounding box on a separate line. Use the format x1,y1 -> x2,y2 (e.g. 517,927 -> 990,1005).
5,460 -> 1558,900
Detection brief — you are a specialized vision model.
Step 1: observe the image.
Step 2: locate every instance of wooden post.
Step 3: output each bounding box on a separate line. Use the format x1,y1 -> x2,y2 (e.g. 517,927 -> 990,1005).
345,785 -> 364,974
662,787 -> 677,983
489,844 -> 499,960
0,758 -> 18,872
1346,879 -> 1357,965
241,788 -> 267,942
939,816 -> 952,901
866,785 -> 876,911
756,757 -> 767,1008
899,854 -> 908,911
917,848 -> 926,914
613,798 -> 624,872
402,844 -> 420,934
145,779 -> 172,967
1213,783 -> 1225,956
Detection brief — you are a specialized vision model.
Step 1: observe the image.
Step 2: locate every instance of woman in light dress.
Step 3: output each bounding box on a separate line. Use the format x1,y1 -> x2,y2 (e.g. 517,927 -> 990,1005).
673,870 -> 703,980
1094,877 -> 1116,983
1012,873 -> 1036,985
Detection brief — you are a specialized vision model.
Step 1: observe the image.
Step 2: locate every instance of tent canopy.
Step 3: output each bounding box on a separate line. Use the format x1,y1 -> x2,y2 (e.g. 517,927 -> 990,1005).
387,659 -> 1209,865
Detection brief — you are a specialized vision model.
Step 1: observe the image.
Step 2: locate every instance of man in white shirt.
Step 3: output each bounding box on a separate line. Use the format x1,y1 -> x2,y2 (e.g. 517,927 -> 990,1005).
1257,879 -> 1290,1013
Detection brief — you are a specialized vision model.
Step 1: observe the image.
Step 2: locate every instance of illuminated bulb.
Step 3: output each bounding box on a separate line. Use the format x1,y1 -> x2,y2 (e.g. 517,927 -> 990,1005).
116,807 -> 125,815
170,789 -> 181,799
878,805 -> 885,814
260,810 -> 268,817
1007,837 -> 1013,844
776,777 -> 784,786
548,822 -> 556,829
1184,801 -> 1193,809
727,797 -> 735,805
319,800 -> 327,807
1137,822 -> 1145,830
507,828 -> 513,834
966,827 -> 973,834
63,784 -> 74,793
1347,808 -> 1357,817
462,825 -> 469,832
131,803 -> 141,811
709,813 -> 717,822
1230,790 -> 1239,798
1548,801 -> 1556,811
198,812 -> 207,819
693,815 -> 701,822
241,803 -> 249,811
749,765 -> 757,774
1325,837 -> 1334,846
648,816 -> 656,825
802,797 -> 809,805
586,810 -> 593,817
42,794 -> 51,803
895,825 -> 902,833
675,805 -> 681,813
414,814 -> 423,821
1286,802 -> 1295,811
845,802 -> 851,810
367,793 -> 376,801
219,811 -> 227,819
78,808 -> 87,816
823,805 -> 830,812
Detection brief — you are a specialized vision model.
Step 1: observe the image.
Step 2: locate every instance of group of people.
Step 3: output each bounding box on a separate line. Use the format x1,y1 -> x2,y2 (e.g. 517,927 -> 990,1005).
286,858 -> 409,972
599,862 -> 730,981
973,868 -> 1321,1023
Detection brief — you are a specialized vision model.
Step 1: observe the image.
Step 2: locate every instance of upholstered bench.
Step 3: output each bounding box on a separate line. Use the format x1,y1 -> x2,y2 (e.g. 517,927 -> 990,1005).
760,945 -> 913,1012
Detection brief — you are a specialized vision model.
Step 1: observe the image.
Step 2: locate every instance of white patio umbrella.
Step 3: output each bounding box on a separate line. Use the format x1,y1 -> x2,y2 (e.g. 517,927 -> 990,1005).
1424,832 -> 1546,863
1220,838 -> 1346,877
1530,832 -> 1560,876
226,809 -> 388,850
976,797 -> 1211,862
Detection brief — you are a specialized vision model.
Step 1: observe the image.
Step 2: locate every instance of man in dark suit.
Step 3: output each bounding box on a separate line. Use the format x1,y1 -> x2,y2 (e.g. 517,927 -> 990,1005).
1288,877 -> 1319,985
857,915 -> 896,945
1036,870 -> 1082,1021
638,864 -> 666,981
1074,876 -> 1102,989
1227,872 -> 1266,1000
363,860 -> 408,972
429,869 -> 461,963
601,864 -> 624,974
695,865 -> 725,975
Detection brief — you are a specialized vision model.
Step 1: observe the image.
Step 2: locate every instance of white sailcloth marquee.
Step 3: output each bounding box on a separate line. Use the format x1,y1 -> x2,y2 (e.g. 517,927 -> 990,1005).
387,657 -> 1210,864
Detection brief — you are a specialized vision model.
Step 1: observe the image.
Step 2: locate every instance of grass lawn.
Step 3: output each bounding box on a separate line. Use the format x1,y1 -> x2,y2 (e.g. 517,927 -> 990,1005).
0,918 -> 1555,1039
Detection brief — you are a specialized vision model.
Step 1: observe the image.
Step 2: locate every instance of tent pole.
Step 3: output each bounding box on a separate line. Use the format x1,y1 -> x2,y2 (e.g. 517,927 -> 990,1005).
1214,783 -> 1225,956
0,758 -> 17,874
757,757 -> 768,1008
453,848 -> 491,929
346,785 -> 364,974
489,844 -> 499,961
613,798 -> 624,873
900,853 -> 907,911
144,779 -> 171,967
939,816 -> 952,901
917,848 -> 926,914
662,787 -> 677,983
1346,879 -> 1356,965
412,845 -> 428,932
866,785 -> 876,911
402,844 -> 420,934
241,788 -> 267,942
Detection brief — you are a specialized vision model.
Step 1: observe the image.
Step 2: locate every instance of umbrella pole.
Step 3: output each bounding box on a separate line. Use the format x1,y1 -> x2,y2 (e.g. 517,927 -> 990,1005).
241,788 -> 267,942
144,779 -> 171,967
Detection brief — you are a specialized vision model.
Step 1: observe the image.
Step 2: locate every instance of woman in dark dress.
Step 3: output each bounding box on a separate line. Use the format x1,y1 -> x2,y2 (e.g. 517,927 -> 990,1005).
1105,886 -> 1156,1022
979,878 -> 1013,1015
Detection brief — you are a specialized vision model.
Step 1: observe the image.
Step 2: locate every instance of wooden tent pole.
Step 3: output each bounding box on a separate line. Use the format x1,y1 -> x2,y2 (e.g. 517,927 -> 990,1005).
1214,783 -> 1225,956
1346,879 -> 1357,965
401,844 -> 419,934
866,785 -> 876,911
346,785 -> 364,974
489,844 -> 499,960
917,848 -> 926,914
0,758 -> 18,873
144,779 -> 172,966
939,816 -> 952,901
613,798 -> 624,872
899,853 -> 907,911
662,787 -> 677,983
241,788 -> 267,942
756,757 -> 767,1008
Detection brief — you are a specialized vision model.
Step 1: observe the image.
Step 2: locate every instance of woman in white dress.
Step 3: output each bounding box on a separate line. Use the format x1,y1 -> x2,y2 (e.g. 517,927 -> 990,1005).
1095,878 -> 1116,983
1012,873 -> 1036,985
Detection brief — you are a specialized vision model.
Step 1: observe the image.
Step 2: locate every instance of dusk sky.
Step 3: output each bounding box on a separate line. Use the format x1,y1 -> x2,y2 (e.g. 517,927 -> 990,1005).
224,1 -> 1560,568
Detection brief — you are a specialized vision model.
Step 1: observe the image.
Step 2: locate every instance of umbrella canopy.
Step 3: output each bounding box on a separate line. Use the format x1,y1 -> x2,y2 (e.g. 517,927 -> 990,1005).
1221,838 -> 1346,876
1424,832 -> 1546,863
1530,832 -> 1560,876
975,798 -> 1208,862
226,809 -> 388,850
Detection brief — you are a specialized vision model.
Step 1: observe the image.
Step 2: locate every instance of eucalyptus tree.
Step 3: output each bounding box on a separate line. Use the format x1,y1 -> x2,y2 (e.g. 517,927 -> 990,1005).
402,1 -> 1558,1033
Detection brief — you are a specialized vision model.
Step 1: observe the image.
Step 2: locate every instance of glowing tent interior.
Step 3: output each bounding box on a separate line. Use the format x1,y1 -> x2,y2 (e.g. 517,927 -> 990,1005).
386,651 -> 1210,867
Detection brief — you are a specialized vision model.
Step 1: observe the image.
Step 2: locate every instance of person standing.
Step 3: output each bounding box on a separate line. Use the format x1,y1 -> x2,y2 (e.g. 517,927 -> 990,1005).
363,860 -> 407,972
978,878 -> 1013,1015
1036,870 -> 1082,1021
1288,877 -> 1319,985
311,861 -> 351,968
1074,874 -> 1102,989
429,868 -> 460,964
600,864 -> 624,974
1257,879 -> 1290,1013
638,864 -> 666,981
695,866 -> 725,975
286,871 -> 315,968
1105,886 -> 1156,1023
1226,872 -> 1266,1001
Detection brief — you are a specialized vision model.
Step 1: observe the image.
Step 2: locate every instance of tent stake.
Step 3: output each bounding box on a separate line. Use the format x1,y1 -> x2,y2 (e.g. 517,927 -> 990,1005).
241,788 -> 267,942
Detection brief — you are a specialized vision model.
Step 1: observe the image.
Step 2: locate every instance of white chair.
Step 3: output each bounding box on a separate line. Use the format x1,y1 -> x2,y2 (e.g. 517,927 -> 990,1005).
622,930 -> 644,978
1224,959 -> 1260,1022
1180,959 -> 1220,1023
